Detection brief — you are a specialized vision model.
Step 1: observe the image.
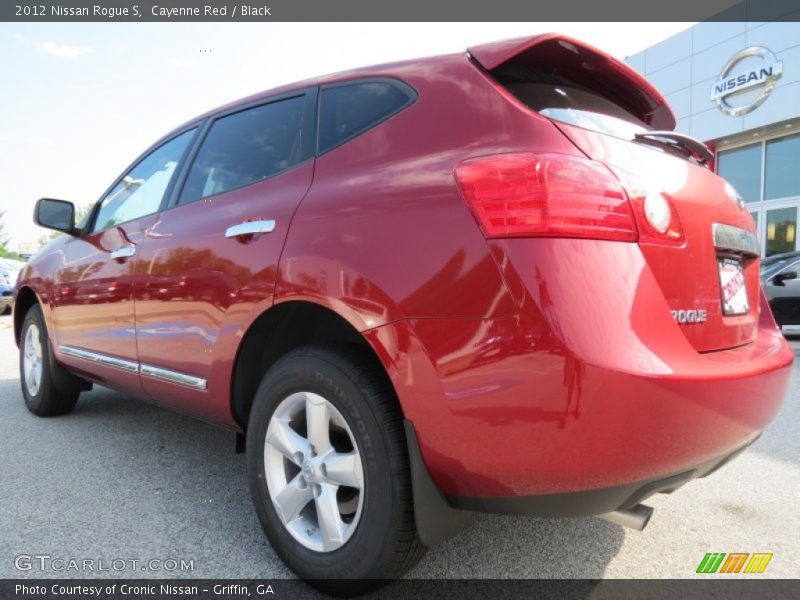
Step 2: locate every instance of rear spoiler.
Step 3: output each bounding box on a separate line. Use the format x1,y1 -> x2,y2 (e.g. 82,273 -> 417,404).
468,33 -> 676,131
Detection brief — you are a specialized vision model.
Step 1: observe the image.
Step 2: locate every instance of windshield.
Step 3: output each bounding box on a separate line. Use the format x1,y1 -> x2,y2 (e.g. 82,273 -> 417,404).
761,256 -> 800,280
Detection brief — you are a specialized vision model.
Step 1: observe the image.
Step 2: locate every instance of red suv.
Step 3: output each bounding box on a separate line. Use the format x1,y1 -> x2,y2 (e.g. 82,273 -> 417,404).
15,34 -> 793,593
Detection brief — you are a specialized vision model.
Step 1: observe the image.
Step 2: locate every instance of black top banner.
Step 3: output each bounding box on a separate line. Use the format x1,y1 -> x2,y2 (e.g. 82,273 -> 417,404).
2,0 -> 800,22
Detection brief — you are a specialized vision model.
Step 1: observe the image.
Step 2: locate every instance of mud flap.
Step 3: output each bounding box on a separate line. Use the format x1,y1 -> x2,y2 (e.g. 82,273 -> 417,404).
403,420 -> 476,546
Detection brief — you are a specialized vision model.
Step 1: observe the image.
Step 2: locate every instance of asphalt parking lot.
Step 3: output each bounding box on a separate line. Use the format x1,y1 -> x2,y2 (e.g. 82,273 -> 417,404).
0,311 -> 798,580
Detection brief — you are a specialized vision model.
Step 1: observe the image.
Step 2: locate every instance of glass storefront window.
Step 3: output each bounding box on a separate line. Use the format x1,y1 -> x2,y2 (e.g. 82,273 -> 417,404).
718,144 -> 762,204
766,133 -> 800,200
766,207 -> 797,256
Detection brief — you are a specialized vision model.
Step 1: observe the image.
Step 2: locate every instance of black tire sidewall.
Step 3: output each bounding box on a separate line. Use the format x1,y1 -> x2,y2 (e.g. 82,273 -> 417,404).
246,349 -> 401,582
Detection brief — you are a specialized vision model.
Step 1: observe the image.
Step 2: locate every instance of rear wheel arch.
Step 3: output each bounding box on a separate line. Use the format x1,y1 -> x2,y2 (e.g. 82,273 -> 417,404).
230,300 -> 403,430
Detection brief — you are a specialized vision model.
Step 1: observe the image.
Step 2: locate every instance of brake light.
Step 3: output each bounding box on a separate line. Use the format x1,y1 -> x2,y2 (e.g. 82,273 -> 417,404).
455,153 -> 637,241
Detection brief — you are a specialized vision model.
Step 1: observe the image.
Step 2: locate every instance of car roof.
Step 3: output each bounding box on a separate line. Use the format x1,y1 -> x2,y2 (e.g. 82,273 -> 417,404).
147,32 -> 677,166
159,52 -> 449,141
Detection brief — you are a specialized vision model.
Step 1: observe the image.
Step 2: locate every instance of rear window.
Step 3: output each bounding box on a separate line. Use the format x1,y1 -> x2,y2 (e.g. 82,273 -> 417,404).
318,80 -> 415,153
493,65 -> 652,139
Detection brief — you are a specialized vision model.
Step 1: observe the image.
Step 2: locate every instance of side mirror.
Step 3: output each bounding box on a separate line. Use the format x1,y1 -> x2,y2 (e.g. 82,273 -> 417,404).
34,198 -> 77,236
773,271 -> 798,286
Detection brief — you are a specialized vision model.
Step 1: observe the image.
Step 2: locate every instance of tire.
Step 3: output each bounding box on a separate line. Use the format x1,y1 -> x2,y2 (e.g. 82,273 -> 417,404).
19,304 -> 80,416
246,344 -> 425,596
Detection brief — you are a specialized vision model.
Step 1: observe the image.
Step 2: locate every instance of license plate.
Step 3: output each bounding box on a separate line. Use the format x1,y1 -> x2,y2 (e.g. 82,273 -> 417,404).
718,257 -> 749,316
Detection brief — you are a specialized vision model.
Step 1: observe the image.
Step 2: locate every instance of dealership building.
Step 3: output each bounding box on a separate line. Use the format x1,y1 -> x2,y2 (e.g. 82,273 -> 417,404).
626,21 -> 800,257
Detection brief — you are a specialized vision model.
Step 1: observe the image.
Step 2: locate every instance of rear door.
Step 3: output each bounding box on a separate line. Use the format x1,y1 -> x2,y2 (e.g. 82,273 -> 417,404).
554,123 -> 759,352
472,34 -> 759,352
132,90 -> 317,420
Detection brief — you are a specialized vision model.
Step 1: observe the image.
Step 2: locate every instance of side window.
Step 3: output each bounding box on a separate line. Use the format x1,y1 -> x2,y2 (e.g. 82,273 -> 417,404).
781,260 -> 800,281
92,129 -> 195,232
178,96 -> 306,205
318,81 -> 415,153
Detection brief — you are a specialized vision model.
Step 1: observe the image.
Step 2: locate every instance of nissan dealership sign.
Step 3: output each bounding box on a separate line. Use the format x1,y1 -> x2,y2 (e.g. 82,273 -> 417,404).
710,46 -> 783,116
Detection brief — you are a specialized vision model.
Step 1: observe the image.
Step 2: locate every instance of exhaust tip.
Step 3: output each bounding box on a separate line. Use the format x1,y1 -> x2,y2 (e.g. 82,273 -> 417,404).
598,504 -> 653,531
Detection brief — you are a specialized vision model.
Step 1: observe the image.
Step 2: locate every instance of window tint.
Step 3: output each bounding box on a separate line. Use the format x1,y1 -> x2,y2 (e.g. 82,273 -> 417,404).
762,256 -> 800,280
318,81 -> 414,153
501,82 -> 650,139
783,261 -> 800,279
178,96 -> 305,205
765,133 -> 800,200
93,129 -> 195,232
718,144 -> 762,204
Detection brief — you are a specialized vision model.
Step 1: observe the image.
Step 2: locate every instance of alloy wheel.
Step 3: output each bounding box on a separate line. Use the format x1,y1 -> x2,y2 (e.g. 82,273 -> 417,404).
22,323 -> 43,397
263,391 -> 365,552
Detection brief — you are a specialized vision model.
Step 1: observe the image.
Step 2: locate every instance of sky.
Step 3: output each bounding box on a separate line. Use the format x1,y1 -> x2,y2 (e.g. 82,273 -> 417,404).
0,22 -> 693,249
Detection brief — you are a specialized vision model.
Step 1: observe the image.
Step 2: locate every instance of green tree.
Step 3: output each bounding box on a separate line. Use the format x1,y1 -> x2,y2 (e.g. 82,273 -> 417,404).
0,209 -> 22,259
0,209 -> 8,249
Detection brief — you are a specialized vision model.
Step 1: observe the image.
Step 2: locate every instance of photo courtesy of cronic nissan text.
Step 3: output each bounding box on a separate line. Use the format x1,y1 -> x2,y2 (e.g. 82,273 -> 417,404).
0,1 -> 798,599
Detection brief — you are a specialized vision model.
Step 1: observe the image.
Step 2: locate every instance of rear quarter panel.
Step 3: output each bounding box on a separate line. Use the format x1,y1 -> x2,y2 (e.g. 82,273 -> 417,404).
276,54 -> 579,326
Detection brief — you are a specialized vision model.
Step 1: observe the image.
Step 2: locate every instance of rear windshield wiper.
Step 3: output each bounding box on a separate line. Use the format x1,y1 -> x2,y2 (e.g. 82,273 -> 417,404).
633,131 -> 713,165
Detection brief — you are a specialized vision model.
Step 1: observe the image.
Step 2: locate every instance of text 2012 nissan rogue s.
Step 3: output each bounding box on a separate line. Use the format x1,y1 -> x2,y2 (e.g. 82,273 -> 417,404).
14,34 -> 792,593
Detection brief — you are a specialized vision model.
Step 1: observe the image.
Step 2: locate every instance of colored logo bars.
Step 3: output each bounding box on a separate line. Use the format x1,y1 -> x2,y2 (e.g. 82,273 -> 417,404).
696,553 -> 773,574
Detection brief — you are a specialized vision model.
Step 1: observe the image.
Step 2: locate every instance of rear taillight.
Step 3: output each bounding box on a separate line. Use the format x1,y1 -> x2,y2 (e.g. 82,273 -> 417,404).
455,153 -> 637,241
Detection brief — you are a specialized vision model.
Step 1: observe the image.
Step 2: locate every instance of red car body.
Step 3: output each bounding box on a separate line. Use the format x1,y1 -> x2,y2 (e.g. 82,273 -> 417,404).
14,34 -> 793,521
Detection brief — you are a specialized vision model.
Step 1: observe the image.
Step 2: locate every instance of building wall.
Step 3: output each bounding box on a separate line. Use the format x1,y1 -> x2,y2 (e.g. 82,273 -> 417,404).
627,22 -> 800,259
625,22 -> 800,141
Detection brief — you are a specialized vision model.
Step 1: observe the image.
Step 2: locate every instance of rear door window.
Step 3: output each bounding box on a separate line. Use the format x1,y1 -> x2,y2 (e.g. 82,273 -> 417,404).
178,95 -> 306,205
318,80 -> 415,153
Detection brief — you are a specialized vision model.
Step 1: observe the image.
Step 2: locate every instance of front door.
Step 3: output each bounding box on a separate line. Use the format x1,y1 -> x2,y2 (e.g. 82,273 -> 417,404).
52,129 -> 197,394
133,92 -> 316,422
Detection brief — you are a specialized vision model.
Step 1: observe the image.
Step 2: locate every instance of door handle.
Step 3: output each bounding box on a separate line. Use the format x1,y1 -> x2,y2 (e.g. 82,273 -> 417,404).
225,220 -> 276,239
110,246 -> 136,260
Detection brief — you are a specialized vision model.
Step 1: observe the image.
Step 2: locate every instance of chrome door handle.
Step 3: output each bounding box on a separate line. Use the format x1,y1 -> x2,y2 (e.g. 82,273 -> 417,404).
110,246 -> 136,260
225,220 -> 276,238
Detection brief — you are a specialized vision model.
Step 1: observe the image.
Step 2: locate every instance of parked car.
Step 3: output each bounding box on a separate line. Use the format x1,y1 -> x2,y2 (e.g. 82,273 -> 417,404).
0,280 -> 12,315
0,259 -> 22,315
761,251 -> 800,331
14,33 -> 793,594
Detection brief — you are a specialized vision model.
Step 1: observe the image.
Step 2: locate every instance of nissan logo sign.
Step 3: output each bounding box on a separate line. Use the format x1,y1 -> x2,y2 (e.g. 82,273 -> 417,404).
710,46 -> 783,116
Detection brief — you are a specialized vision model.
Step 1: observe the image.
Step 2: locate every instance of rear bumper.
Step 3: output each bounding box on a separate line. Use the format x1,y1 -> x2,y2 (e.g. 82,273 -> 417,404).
448,435 -> 758,517
369,238 -> 793,504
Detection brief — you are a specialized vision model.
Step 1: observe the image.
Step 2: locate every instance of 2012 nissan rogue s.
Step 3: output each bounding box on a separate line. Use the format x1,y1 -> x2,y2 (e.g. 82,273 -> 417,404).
14,34 -> 793,594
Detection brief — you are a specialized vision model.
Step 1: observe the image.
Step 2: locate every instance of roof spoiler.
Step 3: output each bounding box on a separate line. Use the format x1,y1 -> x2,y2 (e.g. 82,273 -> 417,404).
468,33 -> 676,131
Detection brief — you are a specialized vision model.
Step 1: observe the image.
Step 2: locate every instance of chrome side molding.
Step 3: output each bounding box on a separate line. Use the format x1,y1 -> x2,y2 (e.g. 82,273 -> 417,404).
59,345 -> 207,390
712,223 -> 759,257
225,220 -> 276,239
60,345 -> 139,373
140,363 -> 207,390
